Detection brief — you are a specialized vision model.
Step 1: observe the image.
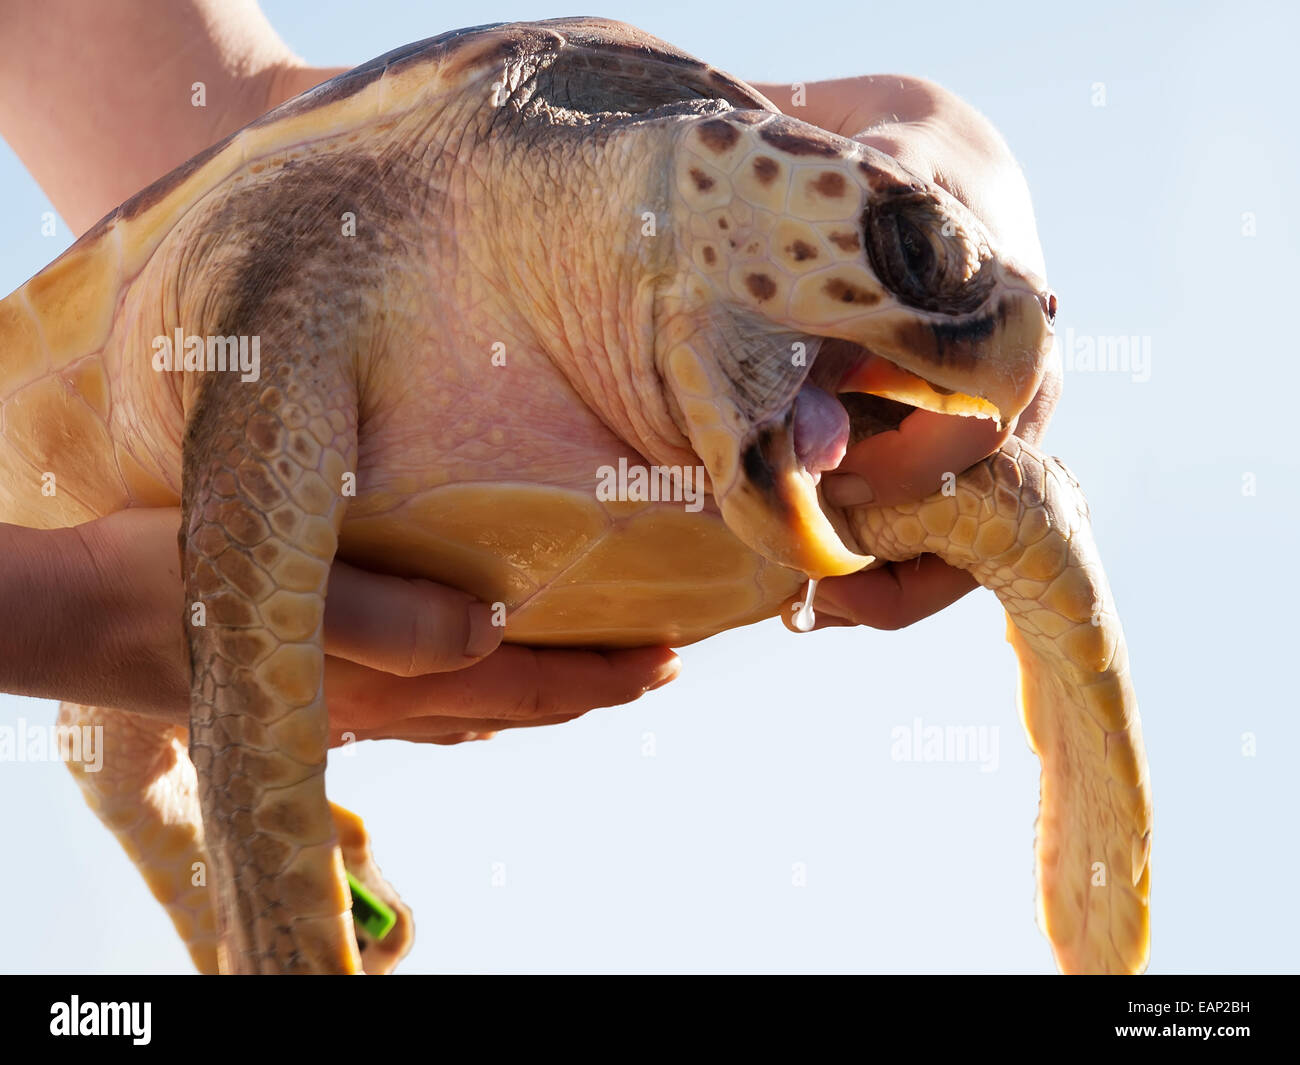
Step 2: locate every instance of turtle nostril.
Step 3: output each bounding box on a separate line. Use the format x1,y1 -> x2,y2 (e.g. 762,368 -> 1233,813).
1041,290 -> 1058,325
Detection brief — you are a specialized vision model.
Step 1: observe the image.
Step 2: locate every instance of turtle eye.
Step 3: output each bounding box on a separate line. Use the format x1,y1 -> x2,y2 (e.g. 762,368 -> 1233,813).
897,216 -> 937,288
864,194 -> 993,315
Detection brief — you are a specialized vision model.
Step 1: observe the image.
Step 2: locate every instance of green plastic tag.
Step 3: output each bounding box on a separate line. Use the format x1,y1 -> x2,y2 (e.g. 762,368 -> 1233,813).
347,872 -> 397,942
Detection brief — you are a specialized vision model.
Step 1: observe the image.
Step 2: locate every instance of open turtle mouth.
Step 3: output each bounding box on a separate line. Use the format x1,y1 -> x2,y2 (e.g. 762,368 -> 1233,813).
789,336 -> 999,485
685,333 -> 1007,580
663,300 -> 1048,580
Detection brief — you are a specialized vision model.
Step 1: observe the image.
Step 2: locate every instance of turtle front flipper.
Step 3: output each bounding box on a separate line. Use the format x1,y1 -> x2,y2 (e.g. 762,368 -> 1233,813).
182,347 -> 362,974
849,436 -> 1152,974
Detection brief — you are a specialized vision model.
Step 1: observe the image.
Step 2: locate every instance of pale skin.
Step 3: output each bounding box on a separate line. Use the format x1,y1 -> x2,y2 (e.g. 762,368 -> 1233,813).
0,1 -> 1059,733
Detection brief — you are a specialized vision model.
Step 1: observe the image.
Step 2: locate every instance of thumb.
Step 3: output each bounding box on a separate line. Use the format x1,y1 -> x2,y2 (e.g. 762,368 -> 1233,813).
325,562 -> 503,676
822,408 -> 1010,509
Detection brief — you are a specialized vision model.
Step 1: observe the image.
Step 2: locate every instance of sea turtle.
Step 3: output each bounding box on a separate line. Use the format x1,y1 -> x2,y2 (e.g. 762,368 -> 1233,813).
0,16 -> 1151,974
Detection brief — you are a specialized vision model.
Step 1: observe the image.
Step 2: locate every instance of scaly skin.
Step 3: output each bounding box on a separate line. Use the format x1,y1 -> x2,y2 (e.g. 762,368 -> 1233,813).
182,353 -> 362,973
0,18 -> 1142,973
851,436 -> 1151,974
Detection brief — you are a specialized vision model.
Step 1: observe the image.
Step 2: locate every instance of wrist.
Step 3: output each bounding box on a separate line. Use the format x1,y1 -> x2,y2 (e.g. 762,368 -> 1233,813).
0,523 -> 108,706
0,514 -> 189,720
71,511 -> 190,720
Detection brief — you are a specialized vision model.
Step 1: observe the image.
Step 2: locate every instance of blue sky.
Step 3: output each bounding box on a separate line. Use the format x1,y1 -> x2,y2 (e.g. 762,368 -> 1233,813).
1,0 -> 1296,973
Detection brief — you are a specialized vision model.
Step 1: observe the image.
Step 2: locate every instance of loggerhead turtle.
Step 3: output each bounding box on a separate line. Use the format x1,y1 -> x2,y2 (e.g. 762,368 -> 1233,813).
0,17 -> 1151,974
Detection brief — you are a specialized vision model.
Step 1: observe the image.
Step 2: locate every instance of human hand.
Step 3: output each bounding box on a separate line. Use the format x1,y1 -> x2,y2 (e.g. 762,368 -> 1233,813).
319,562 -> 678,747
0,508 -> 678,744
752,76 -> 1061,630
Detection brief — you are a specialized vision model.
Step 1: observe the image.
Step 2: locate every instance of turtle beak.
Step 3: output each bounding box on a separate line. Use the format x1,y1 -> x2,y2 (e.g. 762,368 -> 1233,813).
847,173 -> 1057,430
846,269 -> 1054,431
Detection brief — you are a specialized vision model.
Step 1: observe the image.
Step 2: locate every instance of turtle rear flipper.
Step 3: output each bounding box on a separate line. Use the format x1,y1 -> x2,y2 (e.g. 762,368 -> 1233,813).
60,705 -> 413,974
852,437 -> 1152,974
331,804 -> 414,973
59,703 -> 221,973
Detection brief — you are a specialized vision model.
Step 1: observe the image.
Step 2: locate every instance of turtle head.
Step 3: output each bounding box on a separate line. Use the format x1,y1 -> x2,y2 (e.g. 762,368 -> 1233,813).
658,110 -> 1056,578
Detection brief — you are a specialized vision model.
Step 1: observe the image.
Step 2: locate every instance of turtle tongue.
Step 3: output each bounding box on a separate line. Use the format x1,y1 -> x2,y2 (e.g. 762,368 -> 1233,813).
792,384 -> 849,476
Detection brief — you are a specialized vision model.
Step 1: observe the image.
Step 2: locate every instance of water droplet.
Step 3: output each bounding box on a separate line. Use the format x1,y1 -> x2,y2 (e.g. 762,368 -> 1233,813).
793,578 -> 818,632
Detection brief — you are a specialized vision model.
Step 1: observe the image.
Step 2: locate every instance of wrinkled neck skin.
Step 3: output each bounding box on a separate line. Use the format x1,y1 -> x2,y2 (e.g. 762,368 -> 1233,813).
464,110 -> 701,471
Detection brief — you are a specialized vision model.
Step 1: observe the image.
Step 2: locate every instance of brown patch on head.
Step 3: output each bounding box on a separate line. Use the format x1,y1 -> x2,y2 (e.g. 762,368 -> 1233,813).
858,158 -> 923,194
689,167 -> 715,191
717,217 -> 729,230
828,230 -> 861,252
702,246 -> 717,265
752,156 -> 779,185
891,316 -> 988,372
746,273 -> 778,301
786,240 -> 818,262
931,314 -> 997,348
811,172 -> 847,198
697,118 -> 740,153
760,116 -> 844,157
823,278 -> 880,307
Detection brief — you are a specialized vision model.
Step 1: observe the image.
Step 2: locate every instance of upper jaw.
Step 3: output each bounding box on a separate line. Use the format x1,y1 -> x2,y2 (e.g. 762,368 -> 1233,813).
835,272 -> 1053,433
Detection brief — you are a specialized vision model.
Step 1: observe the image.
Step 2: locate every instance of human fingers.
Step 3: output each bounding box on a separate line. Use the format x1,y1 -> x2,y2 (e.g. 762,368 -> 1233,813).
780,554 -> 977,633
324,644 -> 680,734
324,565 -> 503,676
821,410 -> 1011,509
332,711 -> 587,747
